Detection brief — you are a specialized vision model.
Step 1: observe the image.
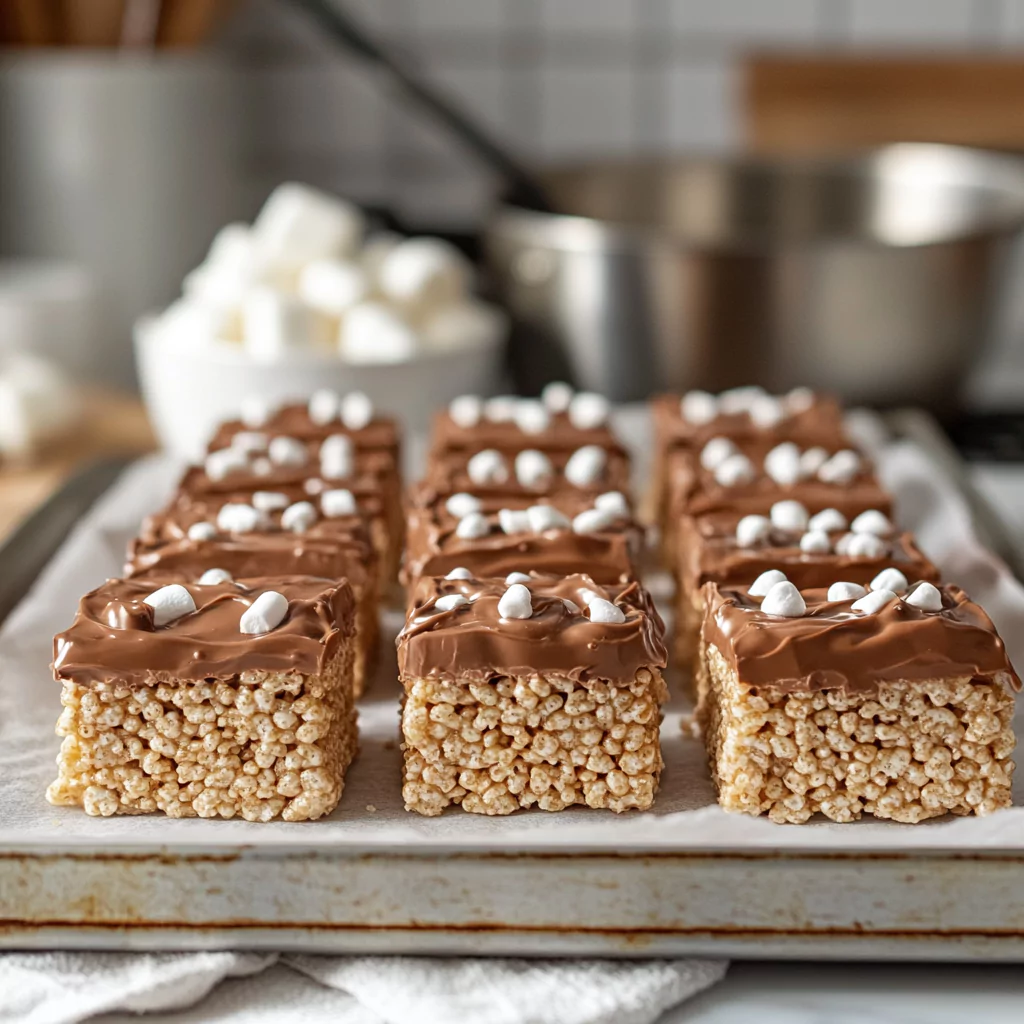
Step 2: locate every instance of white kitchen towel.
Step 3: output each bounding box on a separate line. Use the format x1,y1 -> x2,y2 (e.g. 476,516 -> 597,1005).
0,951 -> 728,1024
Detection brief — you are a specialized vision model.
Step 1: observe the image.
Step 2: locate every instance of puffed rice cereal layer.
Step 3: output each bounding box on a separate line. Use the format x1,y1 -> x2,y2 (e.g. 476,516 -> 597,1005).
46,647 -> 357,821
401,667 -> 668,816
698,642 -> 1016,824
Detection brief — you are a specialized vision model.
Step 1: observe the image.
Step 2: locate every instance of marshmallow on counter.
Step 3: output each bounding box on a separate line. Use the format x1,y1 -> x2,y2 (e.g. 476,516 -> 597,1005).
251,183 -> 365,268
242,287 -> 331,361
298,259 -> 368,318
377,237 -> 472,314
338,301 -> 418,364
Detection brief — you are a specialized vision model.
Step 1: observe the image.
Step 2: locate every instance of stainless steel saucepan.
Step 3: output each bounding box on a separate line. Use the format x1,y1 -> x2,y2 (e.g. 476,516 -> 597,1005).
485,145 -> 1024,406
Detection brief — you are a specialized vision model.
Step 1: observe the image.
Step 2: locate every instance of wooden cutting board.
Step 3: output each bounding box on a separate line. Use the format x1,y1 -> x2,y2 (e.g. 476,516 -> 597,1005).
746,55 -> 1024,154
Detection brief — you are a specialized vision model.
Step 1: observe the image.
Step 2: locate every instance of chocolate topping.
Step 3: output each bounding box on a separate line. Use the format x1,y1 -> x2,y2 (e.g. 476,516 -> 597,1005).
403,484 -> 640,584
54,576 -> 356,689
430,408 -> 625,457
703,582 -> 1021,695
398,573 -> 666,683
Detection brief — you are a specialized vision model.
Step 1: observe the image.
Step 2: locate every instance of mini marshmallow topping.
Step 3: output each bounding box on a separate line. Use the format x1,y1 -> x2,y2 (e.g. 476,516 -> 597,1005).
515,449 -> 553,489
498,508 -> 530,535
799,530 -> 832,554
851,589 -> 898,615
239,591 -> 289,634
541,380 -> 574,413
308,388 -> 340,425
760,580 -> 807,617
198,568 -> 233,585
268,435 -> 308,467
204,447 -> 248,482
680,390 -> 718,425
828,581 -> 868,602
445,492 -> 482,518
587,598 -> 626,624
871,567 -> 909,594
187,522 -> 217,542
497,583 -> 533,620
735,514 -> 771,548
445,567 -> 473,580
718,385 -> 766,414
700,436 -> 736,471
514,399 -> 550,434
448,394 -> 482,429
594,491 -> 629,517
564,445 -> 607,487
505,572 -> 532,585
241,395 -> 272,428
714,452 -> 756,487
850,509 -> 893,536
216,503 -> 262,534
484,396 -> 518,423
321,488 -> 357,517
526,504 -> 570,533
817,449 -> 861,485
787,386 -> 815,412
799,446 -> 829,477
281,500 -> 317,533
572,507 -> 616,535
455,512 -> 490,540
749,395 -> 785,428
904,581 -> 943,611
770,500 -> 809,532
435,594 -> 469,612
467,449 -> 509,486
231,431 -> 268,454
567,392 -> 610,430
807,508 -> 848,533
143,584 -> 197,627
340,391 -> 374,430
252,490 -> 290,512
845,533 -> 888,559
749,569 -> 788,598
763,441 -> 803,485
562,598 -> 581,614
319,433 -> 354,479
577,588 -> 601,607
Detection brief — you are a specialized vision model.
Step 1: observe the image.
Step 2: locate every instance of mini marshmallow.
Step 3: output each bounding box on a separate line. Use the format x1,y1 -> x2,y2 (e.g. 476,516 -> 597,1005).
378,237 -> 470,310
484,396 -> 518,422
587,598 -> 626,624
850,509 -> 893,536
251,183 -> 364,267
564,445 -> 607,487
514,399 -> 550,434
700,436 -> 736,471
321,489 -> 357,517
269,435 -> 308,467
143,584 -> 197,627
680,390 -> 718,425
455,512 -> 491,540
764,442 -> 803,486
298,258 -> 368,317
749,569 -> 787,597
239,590 -> 290,634
217,503 -> 262,534
594,491 -> 629,518
787,386 -> 815,412
800,530 -> 832,554
198,568 -> 233,585
243,287 -> 327,360
467,449 -> 509,485
714,452 -> 756,487
526,504 -> 571,533
339,302 -> 417,364
309,388 -> 343,428
871,567 -> 909,594
577,588 -> 601,607
241,395 -> 273,428
435,594 -> 469,612
204,447 -> 248,482
541,381 -> 574,413
445,567 -> 473,580
319,434 -> 354,479
828,581 -> 867,602
252,490 -> 290,512
446,493 -> 482,518
567,392 -> 609,430
187,522 -> 217,541
505,572 -> 532,585
749,395 -> 785,428
770,500 -> 809,532
904,581 -> 943,611
799,446 -> 829,477
251,458 -> 273,477
515,449 -> 554,489
761,581 -> 807,617
562,598 -> 581,614
231,431 -> 268,454
845,533 -> 888,559
808,508 -> 847,533
304,478 -> 327,495
736,514 -> 771,548
281,500 -> 317,533
852,589 -> 898,615
497,583 -> 533,620
834,533 -> 855,555
340,391 -> 374,430
449,394 -> 482,429
718,386 -> 766,414
572,507 -> 616,535
818,449 -> 861,485
498,508 -> 530,535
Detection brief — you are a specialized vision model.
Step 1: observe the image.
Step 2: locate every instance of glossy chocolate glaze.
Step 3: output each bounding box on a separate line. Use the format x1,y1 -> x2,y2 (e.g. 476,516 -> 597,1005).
53,576 -> 356,689
403,484 -> 640,584
703,582 -> 1021,695
398,573 -> 666,683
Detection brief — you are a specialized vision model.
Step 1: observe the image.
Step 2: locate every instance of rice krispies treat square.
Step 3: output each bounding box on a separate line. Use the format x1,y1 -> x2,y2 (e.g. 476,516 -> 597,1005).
128,492 -> 379,695
397,573 -> 668,816
673,504 -> 939,673
698,580 -> 1019,823
402,482 -> 641,588
47,576 -> 358,821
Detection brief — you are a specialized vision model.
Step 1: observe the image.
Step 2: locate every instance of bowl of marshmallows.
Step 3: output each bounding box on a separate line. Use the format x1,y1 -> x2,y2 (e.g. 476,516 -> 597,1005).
136,183 -> 506,460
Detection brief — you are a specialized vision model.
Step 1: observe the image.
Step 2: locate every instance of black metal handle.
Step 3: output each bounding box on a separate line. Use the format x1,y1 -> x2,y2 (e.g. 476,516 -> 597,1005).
290,0 -> 553,213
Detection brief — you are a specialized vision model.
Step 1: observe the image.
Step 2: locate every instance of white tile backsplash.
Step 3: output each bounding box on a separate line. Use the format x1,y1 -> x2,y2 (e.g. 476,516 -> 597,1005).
540,67 -> 636,158
665,59 -> 739,151
847,0 -> 979,45
670,0 -> 820,43
541,0 -> 637,33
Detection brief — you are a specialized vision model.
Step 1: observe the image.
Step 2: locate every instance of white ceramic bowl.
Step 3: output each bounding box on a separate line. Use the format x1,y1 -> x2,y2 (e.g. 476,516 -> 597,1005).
134,314 -> 504,461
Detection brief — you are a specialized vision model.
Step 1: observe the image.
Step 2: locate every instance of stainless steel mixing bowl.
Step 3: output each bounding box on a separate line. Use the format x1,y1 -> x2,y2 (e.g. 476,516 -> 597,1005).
485,144 -> 1024,406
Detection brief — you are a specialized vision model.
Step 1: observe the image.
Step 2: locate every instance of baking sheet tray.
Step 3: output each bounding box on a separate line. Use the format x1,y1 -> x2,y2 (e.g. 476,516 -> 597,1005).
2,409 -> 1024,959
